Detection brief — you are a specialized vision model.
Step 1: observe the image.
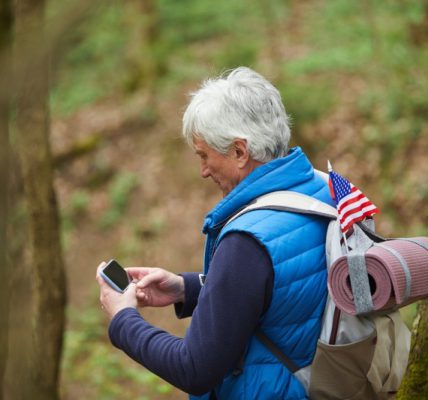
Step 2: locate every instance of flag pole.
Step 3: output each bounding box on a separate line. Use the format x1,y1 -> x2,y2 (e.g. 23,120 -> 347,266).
328,160 -> 350,253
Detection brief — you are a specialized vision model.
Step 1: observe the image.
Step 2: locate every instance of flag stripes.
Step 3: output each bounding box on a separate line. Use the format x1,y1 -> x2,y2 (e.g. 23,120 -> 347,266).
328,168 -> 379,233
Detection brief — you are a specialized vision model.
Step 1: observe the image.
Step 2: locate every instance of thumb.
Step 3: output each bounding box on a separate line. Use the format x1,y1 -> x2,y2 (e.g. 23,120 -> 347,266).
124,282 -> 137,298
96,261 -> 107,279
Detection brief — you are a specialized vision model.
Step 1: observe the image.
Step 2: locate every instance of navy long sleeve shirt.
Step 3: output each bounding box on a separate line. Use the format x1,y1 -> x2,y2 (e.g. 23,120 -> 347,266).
108,233 -> 273,395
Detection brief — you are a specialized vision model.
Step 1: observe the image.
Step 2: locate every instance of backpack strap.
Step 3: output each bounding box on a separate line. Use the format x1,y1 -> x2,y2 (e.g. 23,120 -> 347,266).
329,307 -> 342,345
254,310 -> 342,374
227,190 -> 338,226
224,189 -> 337,376
356,221 -> 386,243
254,330 -> 301,373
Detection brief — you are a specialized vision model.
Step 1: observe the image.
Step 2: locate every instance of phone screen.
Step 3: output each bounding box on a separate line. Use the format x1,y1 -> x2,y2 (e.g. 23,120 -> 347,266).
102,260 -> 130,291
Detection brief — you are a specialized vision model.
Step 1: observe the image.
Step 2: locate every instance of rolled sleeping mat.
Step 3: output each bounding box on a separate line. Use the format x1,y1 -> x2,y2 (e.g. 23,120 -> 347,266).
328,237 -> 428,315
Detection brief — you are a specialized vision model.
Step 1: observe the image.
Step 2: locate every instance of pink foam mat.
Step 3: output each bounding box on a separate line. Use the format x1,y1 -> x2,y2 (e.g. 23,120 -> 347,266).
328,237 -> 428,315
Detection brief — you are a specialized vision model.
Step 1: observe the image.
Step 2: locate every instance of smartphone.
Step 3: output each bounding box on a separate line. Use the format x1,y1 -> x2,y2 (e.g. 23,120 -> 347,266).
100,259 -> 131,293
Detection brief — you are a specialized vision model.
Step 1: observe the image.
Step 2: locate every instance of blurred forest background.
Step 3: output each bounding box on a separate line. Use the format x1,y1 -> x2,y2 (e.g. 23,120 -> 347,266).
1,0 -> 428,399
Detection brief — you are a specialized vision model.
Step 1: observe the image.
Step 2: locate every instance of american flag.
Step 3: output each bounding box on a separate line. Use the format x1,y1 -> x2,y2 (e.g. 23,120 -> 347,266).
328,166 -> 379,233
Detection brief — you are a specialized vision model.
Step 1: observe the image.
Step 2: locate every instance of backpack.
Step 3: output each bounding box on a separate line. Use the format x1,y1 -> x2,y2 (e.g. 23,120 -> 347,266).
227,171 -> 414,400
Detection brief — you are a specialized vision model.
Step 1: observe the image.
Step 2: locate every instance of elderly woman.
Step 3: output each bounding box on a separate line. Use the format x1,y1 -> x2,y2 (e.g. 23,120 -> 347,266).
97,67 -> 333,399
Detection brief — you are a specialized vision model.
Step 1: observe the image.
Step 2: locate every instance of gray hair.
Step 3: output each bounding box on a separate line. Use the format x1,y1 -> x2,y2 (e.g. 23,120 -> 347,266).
182,67 -> 291,162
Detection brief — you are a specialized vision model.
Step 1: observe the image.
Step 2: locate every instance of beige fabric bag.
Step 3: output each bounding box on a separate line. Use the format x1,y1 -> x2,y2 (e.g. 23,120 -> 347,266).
309,311 -> 410,400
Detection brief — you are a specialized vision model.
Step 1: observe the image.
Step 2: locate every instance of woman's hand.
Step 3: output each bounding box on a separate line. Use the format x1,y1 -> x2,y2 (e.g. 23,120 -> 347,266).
126,267 -> 185,308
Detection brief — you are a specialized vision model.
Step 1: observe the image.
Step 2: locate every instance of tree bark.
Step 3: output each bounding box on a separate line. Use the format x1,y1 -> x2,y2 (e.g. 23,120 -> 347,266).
11,0 -> 67,398
0,0 -> 13,397
397,299 -> 428,399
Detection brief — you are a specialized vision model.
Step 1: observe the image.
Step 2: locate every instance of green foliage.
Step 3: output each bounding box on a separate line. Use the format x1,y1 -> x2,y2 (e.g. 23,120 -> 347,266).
61,304 -> 173,399
61,190 -> 90,219
278,78 -> 336,129
98,171 -> 139,229
157,0 -> 258,44
50,0 -> 286,114
51,3 -> 129,115
68,190 -> 91,218
109,172 -> 138,211
400,303 -> 418,330
117,234 -> 141,262
60,190 -> 91,251
275,0 -> 428,142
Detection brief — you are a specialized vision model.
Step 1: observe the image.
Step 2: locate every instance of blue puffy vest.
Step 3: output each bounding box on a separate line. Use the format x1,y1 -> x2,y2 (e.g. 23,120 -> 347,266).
197,148 -> 334,400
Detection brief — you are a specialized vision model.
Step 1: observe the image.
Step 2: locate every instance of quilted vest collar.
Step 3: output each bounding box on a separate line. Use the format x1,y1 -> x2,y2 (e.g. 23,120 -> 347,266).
202,147 -> 313,234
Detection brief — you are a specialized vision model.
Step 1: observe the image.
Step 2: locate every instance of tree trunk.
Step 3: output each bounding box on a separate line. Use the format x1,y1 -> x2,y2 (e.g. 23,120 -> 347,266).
397,299 -> 428,399
0,0 -> 13,397
11,0 -> 67,398
0,94 -> 9,400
